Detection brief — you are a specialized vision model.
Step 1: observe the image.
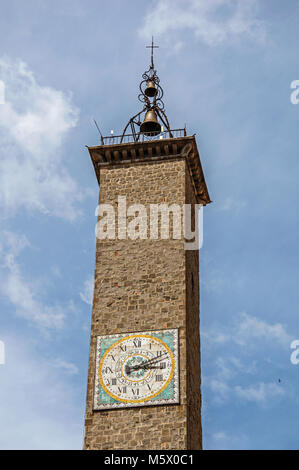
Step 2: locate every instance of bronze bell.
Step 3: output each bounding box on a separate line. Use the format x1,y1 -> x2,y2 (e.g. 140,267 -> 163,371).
140,109 -> 161,136
144,80 -> 157,97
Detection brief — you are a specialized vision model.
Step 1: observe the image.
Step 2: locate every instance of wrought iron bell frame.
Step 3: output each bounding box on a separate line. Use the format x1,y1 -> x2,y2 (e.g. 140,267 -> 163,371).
120,43 -> 173,143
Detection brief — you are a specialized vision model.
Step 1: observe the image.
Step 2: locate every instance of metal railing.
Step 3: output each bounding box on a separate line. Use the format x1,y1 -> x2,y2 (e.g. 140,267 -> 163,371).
101,128 -> 187,146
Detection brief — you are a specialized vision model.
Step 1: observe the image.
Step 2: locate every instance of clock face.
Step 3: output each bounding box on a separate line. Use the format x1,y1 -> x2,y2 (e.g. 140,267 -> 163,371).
93,329 -> 179,410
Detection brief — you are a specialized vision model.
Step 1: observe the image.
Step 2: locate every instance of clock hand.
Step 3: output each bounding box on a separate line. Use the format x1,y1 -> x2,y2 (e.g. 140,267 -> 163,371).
140,352 -> 167,367
143,365 -> 163,369
129,353 -> 168,371
125,363 -> 163,376
125,352 -> 168,374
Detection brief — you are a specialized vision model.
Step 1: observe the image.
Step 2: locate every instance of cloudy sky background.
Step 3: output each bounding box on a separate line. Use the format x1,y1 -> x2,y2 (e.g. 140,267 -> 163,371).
0,0 -> 299,449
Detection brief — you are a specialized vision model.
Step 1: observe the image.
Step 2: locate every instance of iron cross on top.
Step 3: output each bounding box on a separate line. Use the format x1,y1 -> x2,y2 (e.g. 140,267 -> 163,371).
146,37 -> 159,68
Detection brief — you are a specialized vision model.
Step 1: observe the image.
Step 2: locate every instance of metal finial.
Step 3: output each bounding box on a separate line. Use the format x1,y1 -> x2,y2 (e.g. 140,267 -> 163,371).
146,36 -> 159,69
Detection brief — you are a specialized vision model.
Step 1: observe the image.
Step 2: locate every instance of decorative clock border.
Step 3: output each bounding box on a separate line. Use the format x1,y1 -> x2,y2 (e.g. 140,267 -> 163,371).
93,328 -> 180,410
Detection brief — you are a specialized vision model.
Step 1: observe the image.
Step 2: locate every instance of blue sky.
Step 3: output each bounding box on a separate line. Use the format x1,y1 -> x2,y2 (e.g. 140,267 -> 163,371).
0,0 -> 299,450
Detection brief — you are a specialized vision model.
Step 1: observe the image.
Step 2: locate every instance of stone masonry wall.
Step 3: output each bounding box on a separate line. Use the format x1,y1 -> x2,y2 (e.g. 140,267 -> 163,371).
185,168 -> 202,449
83,157 -> 202,450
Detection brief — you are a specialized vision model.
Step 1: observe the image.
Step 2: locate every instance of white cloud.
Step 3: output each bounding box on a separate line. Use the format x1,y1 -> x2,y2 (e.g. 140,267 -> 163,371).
139,0 -> 266,48
203,313 -> 290,406
235,312 -> 292,347
0,57 -> 82,220
215,356 -> 242,380
235,382 -> 284,403
219,196 -> 246,212
202,268 -> 247,295
206,376 -> 285,406
80,276 -> 94,306
208,378 -> 231,404
0,335 -> 82,449
203,312 -> 292,348
206,430 -> 249,450
201,276 -> 226,294
0,231 -> 66,329
50,359 -> 79,375
204,356 -> 244,404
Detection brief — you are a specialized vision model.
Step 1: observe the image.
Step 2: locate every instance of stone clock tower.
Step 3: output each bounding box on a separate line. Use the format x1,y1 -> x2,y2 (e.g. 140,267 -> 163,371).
83,41 -> 210,450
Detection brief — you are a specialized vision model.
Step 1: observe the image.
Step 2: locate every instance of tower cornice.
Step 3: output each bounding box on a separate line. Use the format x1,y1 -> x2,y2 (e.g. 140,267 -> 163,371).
88,135 -> 211,206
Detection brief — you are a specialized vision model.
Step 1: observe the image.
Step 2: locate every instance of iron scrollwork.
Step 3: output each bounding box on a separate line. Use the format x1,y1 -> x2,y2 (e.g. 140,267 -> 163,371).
120,39 -> 172,143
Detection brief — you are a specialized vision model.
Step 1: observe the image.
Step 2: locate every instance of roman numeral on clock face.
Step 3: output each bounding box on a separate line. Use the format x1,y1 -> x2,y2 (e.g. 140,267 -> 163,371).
131,388 -> 139,396
133,340 -> 141,348
155,375 -> 163,382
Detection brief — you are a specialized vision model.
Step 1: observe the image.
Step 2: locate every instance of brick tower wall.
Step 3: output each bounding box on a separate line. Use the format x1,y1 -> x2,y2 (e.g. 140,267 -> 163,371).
83,157 -> 202,450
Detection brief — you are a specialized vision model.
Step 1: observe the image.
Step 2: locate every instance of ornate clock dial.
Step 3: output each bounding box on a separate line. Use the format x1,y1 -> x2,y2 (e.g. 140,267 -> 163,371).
93,329 -> 179,410
100,334 -> 173,403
